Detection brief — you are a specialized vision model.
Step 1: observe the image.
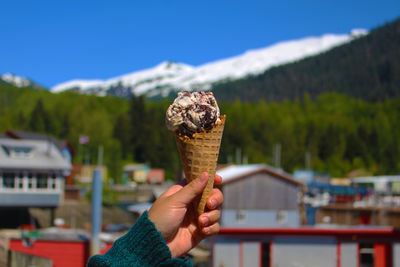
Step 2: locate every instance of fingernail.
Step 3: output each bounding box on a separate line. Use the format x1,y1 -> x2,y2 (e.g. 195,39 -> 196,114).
200,216 -> 209,226
197,173 -> 208,183
203,227 -> 210,234
209,199 -> 217,209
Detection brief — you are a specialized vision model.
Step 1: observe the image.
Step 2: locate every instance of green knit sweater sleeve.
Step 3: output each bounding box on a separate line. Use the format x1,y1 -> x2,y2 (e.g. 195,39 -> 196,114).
87,211 -> 192,267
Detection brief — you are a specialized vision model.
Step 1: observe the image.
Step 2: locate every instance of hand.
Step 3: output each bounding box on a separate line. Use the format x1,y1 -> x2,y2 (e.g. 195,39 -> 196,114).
148,172 -> 223,258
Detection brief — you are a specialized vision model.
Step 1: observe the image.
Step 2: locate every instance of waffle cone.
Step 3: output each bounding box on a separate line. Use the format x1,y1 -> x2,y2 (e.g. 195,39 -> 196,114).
175,115 -> 226,216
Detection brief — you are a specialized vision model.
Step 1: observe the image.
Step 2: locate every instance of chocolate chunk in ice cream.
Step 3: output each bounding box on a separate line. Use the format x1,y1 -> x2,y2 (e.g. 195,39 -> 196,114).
166,91 -> 221,137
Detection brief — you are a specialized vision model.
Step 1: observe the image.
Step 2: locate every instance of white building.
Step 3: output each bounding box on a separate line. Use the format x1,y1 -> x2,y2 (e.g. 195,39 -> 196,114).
0,137 -> 71,207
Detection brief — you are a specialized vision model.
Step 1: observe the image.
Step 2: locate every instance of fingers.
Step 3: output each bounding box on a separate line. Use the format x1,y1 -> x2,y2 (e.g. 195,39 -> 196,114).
207,187 -> 223,210
214,174 -> 222,185
199,209 -> 221,235
172,172 -> 209,205
201,222 -> 220,236
199,209 -> 220,226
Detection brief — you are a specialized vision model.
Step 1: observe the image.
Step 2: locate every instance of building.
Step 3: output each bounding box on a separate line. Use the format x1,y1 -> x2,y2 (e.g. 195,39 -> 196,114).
351,175 -> 400,197
71,164 -> 108,184
0,137 -> 71,227
212,226 -> 398,267
293,169 -> 330,184
4,130 -> 75,166
1,228 -> 114,267
0,137 -> 71,207
216,164 -> 305,228
148,168 -> 165,184
123,164 -> 149,184
311,176 -> 400,227
122,164 -> 164,184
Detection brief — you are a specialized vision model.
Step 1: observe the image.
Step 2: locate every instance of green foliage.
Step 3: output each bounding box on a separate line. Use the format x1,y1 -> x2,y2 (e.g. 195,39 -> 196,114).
213,17 -> 400,102
2,65 -> 400,180
85,184 -> 119,206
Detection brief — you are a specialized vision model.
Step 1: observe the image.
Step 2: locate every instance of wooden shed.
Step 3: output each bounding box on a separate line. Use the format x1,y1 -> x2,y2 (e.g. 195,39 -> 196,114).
216,164 -> 305,227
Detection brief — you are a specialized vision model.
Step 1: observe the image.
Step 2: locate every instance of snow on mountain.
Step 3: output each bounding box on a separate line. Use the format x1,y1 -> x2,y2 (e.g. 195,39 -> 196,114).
1,73 -> 35,88
51,30 -> 367,98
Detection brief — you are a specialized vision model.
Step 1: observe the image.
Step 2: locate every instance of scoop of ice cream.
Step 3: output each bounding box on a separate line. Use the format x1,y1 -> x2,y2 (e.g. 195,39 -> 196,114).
166,91 -> 220,137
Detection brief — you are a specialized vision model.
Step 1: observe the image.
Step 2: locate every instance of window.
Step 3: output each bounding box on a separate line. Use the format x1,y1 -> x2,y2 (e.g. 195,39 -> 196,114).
37,173 -> 48,189
3,172 -> 15,188
1,145 -> 33,159
236,210 -> 247,223
17,173 -> 24,189
276,210 -> 288,225
28,173 -> 33,189
359,243 -> 374,267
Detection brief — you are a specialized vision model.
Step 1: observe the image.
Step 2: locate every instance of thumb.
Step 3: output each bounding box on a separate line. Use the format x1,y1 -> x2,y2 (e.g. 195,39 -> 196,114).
171,172 -> 209,205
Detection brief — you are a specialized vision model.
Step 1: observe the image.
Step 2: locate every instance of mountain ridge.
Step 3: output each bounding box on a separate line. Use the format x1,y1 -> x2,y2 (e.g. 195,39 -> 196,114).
49,30 -> 367,98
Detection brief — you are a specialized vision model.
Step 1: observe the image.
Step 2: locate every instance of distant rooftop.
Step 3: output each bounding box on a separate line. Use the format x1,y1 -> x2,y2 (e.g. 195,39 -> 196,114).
0,138 -> 71,170
217,164 -> 302,186
351,175 -> 400,183
4,130 -> 75,155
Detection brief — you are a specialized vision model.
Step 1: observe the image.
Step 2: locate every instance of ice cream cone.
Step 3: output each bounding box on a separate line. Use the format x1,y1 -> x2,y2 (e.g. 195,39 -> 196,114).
175,115 -> 226,216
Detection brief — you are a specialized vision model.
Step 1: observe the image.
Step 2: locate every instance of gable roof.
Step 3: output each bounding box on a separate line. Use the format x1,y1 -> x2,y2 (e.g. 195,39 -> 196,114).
0,138 -> 71,171
5,130 -> 76,155
216,164 -> 304,186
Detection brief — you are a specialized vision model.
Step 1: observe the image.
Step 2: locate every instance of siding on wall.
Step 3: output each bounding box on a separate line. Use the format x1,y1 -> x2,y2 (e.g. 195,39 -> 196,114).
223,172 -> 300,210
10,240 -> 89,267
221,209 -> 300,227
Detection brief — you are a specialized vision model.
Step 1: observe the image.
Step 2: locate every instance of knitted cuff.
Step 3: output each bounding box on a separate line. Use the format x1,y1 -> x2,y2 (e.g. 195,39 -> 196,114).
112,211 -> 172,266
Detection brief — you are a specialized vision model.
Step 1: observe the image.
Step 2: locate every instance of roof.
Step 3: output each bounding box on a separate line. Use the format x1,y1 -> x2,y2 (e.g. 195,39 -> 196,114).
216,164 -> 303,186
123,164 -> 149,171
0,138 -> 71,170
351,175 -> 400,183
5,130 -> 76,155
218,226 -> 400,238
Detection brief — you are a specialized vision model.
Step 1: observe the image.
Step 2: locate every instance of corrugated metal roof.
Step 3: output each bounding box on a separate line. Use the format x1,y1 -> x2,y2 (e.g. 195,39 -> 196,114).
351,175 -> 400,183
0,138 -> 71,170
217,164 -> 302,185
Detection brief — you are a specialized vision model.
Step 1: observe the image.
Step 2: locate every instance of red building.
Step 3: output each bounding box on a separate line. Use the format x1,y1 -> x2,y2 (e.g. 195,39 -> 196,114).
6,230 -> 114,267
212,227 -> 399,267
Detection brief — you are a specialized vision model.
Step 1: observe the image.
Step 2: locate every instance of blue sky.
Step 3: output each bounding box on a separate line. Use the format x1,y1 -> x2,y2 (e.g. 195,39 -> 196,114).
1,0 -> 399,88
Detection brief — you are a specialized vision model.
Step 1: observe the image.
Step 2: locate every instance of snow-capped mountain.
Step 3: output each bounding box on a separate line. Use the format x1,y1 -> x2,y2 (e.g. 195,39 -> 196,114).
0,73 -> 41,88
51,29 -> 368,98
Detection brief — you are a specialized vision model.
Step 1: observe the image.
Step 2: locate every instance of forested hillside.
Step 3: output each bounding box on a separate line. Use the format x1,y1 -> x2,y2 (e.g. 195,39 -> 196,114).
1,84 -> 399,180
213,18 -> 400,102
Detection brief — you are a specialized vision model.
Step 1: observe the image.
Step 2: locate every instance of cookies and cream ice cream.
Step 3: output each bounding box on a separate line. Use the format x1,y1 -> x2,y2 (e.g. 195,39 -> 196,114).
166,91 -> 225,216
166,91 -> 221,137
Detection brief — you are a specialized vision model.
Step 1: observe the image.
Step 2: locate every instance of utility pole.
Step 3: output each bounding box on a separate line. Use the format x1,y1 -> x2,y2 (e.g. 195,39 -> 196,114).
305,150 -> 311,170
273,143 -> 281,169
98,145 -> 104,167
90,168 -> 102,256
236,147 -> 242,165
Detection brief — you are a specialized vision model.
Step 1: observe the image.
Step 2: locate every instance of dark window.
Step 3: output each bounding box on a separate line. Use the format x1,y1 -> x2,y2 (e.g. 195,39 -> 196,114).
17,173 -> 24,189
262,242 -> 270,267
3,173 -> 15,188
37,173 -> 48,189
360,243 -> 374,267
28,173 -> 33,189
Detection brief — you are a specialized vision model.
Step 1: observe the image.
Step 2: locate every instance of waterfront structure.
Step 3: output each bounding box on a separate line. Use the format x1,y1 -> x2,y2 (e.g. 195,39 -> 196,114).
4,130 -> 75,166
0,137 -> 71,208
212,227 -> 397,267
216,164 -> 305,228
